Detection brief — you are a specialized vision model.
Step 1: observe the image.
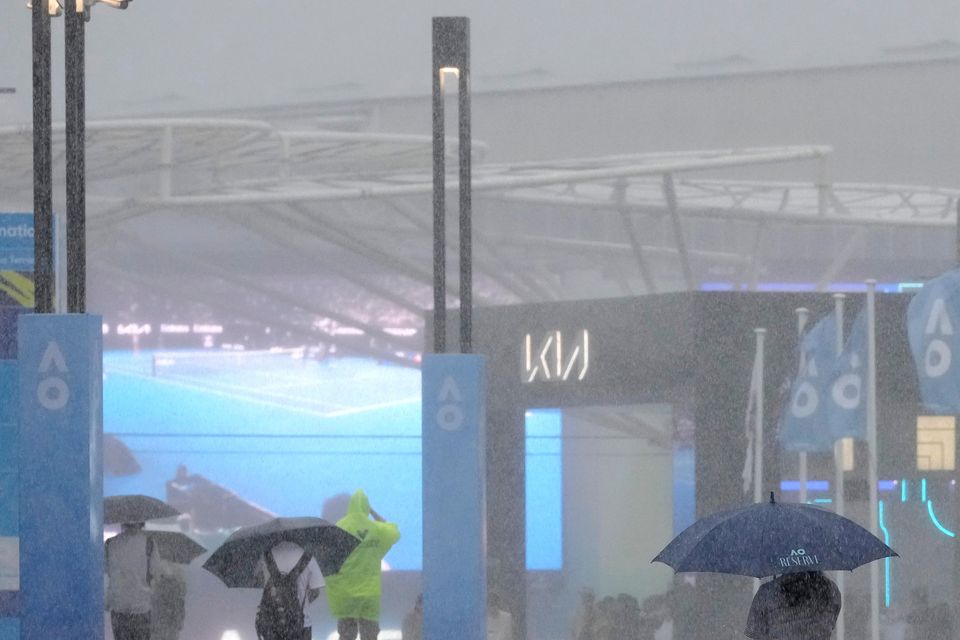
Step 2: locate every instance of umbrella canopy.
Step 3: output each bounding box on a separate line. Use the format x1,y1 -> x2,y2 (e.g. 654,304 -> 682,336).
145,530 -> 207,565
653,493 -> 897,578
202,517 -> 360,588
105,495 -> 180,525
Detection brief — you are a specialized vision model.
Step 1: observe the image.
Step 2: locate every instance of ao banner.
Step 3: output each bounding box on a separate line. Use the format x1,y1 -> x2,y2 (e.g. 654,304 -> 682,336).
907,268 -> 960,414
779,313 -> 838,452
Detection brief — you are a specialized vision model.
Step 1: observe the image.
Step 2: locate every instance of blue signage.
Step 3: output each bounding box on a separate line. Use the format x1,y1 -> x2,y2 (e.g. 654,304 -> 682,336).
0,360 -> 18,631
0,214 -> 33,271
18,315 -> 103,639
422,354 -> 487,640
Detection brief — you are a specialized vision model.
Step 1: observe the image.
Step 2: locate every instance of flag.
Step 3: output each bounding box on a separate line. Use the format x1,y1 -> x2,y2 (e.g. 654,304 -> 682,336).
779,312 -> 837,452
742,336 -> 764,495
907,268 -> 960,414
827,308 -> 867,440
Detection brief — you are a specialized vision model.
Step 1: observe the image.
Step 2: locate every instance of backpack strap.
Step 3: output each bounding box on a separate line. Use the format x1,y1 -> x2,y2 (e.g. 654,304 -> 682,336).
290,553 -> 312,607
290,552 -> 311,580
264,550 -> 282,580
145,535 -> 155,586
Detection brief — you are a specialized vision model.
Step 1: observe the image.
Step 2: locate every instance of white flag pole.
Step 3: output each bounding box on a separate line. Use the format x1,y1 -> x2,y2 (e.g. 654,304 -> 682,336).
832,292 -> 847,640
753,328 -> 766,596
796,307 -> 810,504
865,280 -> 880,640
753,328 -> 766,506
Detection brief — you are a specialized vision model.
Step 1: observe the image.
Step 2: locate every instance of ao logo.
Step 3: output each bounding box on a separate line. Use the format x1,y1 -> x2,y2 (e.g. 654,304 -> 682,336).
435,376 -> 464,432
36,341 -> 69,411
791,357 -> 820,418
832,353 -> 861,410
924,298 -> 953,378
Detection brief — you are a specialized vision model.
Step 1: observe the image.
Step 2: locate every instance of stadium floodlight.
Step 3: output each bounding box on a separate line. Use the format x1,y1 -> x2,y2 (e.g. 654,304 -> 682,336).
431,16 -> 472,353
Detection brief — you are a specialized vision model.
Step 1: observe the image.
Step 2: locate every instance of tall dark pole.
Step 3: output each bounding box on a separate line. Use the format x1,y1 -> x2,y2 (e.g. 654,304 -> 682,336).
432,17 -> 471,354
65,0 -> 86,313
457,27 -> 472,354
431,20 -> 446,354
32,0 -> 54,314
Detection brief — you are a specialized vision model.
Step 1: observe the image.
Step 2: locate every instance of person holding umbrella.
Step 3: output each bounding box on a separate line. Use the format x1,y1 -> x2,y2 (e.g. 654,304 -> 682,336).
744,571 -> 841,640
202,516 -> 360,639
254,540 -> 325,640
653,492 -> 896,640
106,521 -> 160,640
326,489 -> 401,640
105,495 -> 181,640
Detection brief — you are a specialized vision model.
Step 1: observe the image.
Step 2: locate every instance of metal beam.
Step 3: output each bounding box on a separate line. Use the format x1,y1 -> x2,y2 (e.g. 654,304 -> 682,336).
615,179 -> 657,293
816,227 -> 867,291
234,211 -> 426,317
662,173 -> 695,290
390,199 -> 551,302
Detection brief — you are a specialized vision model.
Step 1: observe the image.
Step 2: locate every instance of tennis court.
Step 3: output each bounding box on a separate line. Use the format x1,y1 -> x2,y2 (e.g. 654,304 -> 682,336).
103,349 -> 423,570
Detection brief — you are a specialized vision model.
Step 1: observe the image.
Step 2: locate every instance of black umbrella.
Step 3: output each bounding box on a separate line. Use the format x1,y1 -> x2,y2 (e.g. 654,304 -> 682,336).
653,492 -> 897,578
145,530 -> 207,565
105,494 -> 180,525
203,517 -> 360,588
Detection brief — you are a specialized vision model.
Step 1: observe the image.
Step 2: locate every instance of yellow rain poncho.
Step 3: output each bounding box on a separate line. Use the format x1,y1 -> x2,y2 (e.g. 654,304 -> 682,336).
325,489 -> 401,621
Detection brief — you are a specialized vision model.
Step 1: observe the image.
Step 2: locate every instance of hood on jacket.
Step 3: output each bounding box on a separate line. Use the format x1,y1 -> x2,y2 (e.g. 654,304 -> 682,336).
347,489 -> 370,517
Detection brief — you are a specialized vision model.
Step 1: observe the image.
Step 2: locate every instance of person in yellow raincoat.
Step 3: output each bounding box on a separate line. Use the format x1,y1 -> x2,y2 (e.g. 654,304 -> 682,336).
326,489 -> 401,640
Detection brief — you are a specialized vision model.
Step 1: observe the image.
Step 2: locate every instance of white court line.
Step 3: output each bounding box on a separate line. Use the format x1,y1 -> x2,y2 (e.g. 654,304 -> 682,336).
323,396 -> 421,417
105,367 -> 422,419
104,367 -> 342,418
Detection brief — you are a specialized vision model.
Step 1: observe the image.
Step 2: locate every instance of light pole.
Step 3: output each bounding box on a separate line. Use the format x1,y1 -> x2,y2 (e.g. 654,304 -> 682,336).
30,0 -> 132,314
31,0 -> 56,313
432,16 -> 471,353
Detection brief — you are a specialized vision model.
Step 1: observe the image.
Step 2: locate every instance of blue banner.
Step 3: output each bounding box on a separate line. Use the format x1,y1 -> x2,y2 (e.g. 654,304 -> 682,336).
907,269 -> 960,414
0,213 -> 34,310
779,312 -> 838,452
0,214 -> 33,272
0,360 -> 18,621
18,315 -> 103,639
422,354 -> 486,640
827,309 -> 867,440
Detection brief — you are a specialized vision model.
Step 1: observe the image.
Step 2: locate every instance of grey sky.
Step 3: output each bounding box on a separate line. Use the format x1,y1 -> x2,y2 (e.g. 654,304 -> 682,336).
1,0 -> 960,122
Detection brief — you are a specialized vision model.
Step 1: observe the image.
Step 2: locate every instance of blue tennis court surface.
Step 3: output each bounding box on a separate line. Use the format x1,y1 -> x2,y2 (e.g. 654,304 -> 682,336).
103,350 -> 423,570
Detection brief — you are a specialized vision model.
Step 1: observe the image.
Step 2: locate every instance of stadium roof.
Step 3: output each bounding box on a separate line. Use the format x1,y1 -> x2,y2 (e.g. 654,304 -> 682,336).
1,118 -> 957,361
2,1 -> 960,120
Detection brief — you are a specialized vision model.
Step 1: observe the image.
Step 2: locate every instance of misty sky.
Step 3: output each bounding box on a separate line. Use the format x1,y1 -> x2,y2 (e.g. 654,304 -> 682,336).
2,0 -> 960,121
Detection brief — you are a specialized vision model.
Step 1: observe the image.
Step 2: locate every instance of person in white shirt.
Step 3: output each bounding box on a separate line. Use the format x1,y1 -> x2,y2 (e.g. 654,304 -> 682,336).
105,522 -> 159,640
255,540 -> 325,640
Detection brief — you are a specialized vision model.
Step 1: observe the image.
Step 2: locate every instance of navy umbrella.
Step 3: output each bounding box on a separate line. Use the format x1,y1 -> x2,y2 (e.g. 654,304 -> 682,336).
653,492 -> 897,578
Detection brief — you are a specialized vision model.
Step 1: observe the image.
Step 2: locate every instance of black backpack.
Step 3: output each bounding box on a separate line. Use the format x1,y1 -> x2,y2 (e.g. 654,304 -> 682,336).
255,551 -> 311,640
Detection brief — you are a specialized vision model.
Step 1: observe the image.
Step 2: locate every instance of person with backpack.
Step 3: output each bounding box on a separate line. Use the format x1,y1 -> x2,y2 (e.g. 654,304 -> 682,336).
325,489 -> 401,640
105,521 -> 160,640
255,540 -> 324,640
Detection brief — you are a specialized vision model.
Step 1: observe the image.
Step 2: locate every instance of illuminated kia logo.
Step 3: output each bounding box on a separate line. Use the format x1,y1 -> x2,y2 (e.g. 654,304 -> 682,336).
523,330 -> 589,383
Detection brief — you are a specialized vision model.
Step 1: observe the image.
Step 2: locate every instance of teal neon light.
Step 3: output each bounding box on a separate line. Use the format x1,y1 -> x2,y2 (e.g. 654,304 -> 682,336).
901,479 -> 907,503
927,500 -> 956,538
812,498 -> 833,504
921,478 -> 927,502
878,500 -> 891,607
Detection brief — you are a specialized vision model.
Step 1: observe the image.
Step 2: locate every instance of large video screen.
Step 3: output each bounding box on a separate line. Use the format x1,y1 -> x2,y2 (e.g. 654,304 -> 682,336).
103,349 -> 563,571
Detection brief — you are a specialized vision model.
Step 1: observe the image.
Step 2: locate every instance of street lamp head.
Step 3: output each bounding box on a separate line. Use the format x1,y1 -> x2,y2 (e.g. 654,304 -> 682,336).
26,0 -> 63,17
26,0 -> 129,17
432,17 -> 470,74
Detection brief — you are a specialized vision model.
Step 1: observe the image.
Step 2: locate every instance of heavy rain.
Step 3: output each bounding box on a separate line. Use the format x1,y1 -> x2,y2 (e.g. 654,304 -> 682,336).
0,1 -> 958,639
